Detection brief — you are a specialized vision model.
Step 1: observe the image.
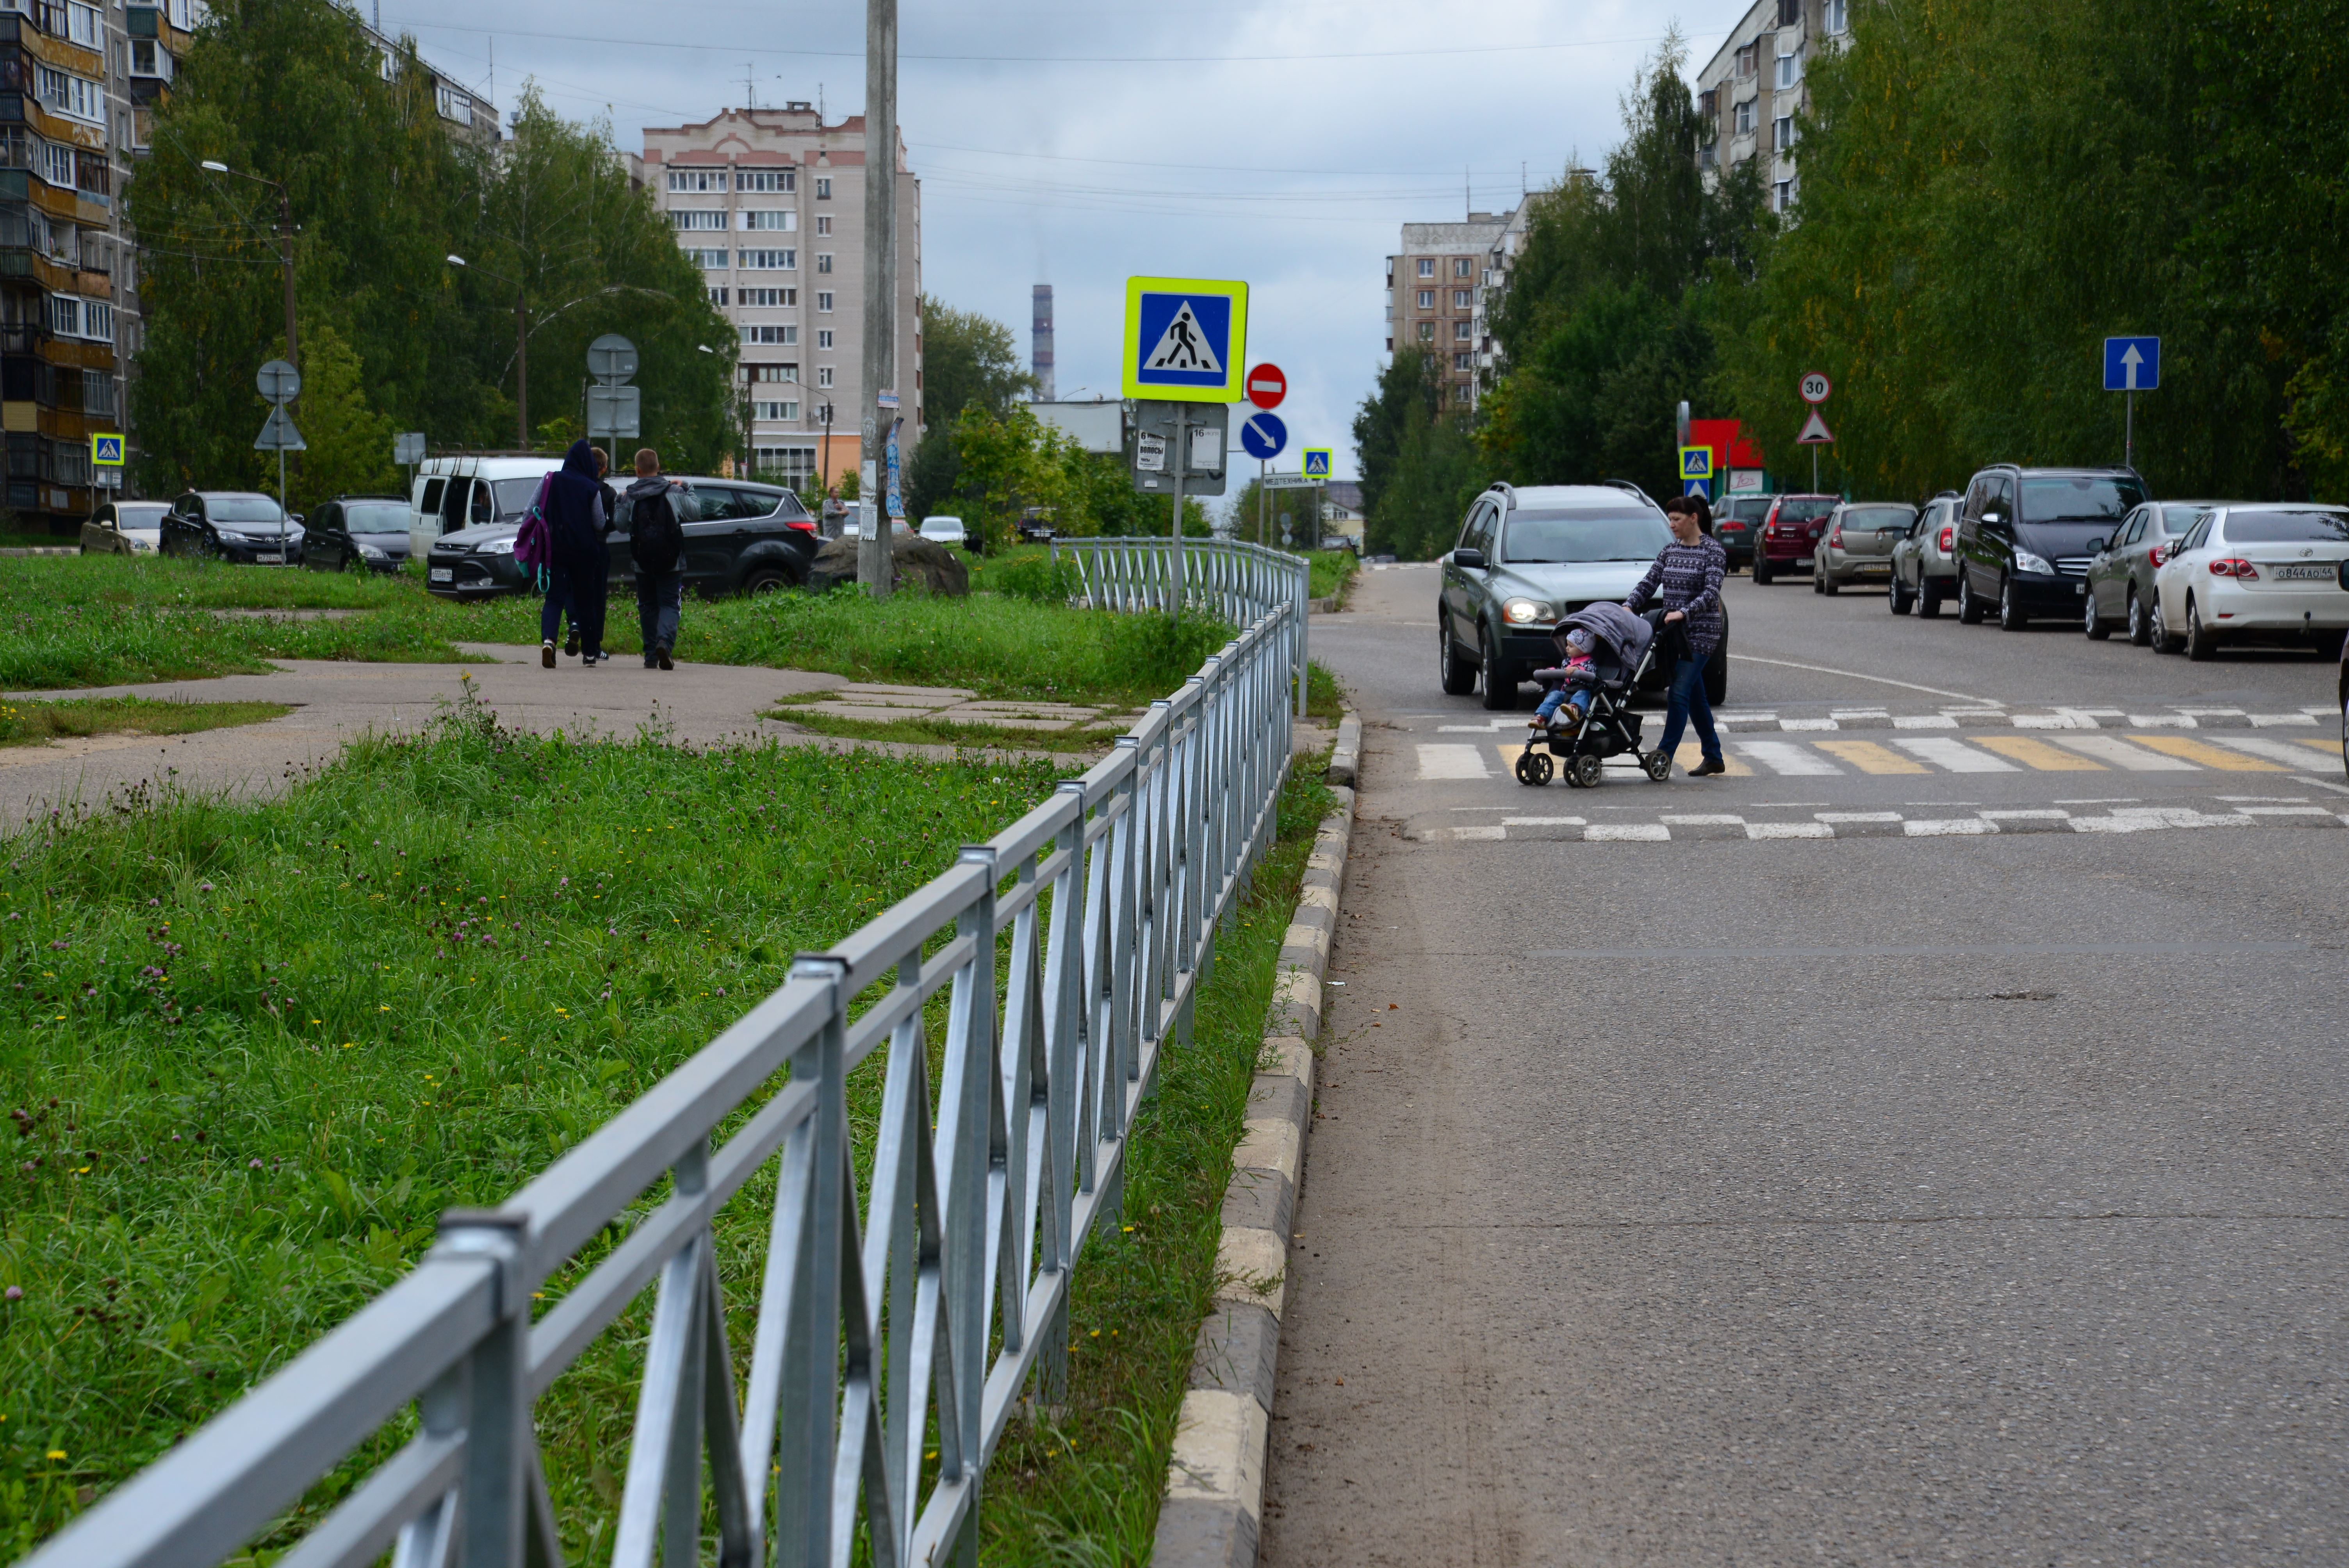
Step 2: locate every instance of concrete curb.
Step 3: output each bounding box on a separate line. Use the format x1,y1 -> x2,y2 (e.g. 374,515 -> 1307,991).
1152,721 -> 1357,1568
1324,713 -> 1362,788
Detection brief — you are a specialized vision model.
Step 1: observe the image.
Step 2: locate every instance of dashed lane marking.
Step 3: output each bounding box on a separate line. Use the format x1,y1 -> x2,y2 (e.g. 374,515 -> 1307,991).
1972,735 -> 2108,771
2125,734 -> 2287,771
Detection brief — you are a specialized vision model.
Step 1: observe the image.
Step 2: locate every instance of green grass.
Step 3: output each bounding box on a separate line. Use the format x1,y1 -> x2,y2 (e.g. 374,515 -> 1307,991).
1305,549 -> 1356,602
0,535 -> 73,551
0,697 -> 293,748
765,709 -> 1131,755
980,757 -> 1333,1566
0,691 -> 1071,1557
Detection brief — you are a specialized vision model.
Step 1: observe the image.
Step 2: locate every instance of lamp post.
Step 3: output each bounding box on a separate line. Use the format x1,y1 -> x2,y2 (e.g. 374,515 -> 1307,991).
446,254 -> 528,449
200,160 -> 295,378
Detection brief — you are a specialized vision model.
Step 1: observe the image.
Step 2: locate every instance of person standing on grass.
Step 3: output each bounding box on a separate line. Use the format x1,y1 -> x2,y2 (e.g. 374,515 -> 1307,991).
540,440 -> 610,669
624,448 -> 688,671
1624,493 -> 1728,777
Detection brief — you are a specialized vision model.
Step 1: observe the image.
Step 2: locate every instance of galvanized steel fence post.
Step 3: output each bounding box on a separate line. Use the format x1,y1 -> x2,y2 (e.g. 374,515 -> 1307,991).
20,544 -> 1305,1568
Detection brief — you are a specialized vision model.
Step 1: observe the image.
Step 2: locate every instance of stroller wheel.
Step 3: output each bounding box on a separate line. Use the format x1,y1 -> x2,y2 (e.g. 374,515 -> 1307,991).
1514,748 -> 1554,786
1567,751 -> 1605,789
1641,751 -> 1675,782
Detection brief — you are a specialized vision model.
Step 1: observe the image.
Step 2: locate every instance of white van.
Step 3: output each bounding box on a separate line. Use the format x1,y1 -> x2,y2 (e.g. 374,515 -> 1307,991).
406,455 -> 569,561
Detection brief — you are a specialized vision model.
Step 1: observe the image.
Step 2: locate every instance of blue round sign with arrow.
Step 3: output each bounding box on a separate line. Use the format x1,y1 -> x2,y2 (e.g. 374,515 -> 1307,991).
1240,410 -> 1287,460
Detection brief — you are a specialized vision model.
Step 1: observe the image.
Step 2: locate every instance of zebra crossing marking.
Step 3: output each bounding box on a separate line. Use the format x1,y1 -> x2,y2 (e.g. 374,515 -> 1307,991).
1420,730 -> 2345,784
1737,740 -> 1841,776
1893,737 -> 2019,773
1972,734 -> 2107,770
2125,734 -> 2286,771
2050,734 -> 2198,771
1402,801 -> 2349,843
1816,739 -> 1929,774
1415,743 -> 1491,780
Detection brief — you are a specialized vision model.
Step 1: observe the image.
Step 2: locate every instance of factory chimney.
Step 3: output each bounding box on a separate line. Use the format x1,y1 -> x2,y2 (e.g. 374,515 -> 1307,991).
1031,284 -> 1055,402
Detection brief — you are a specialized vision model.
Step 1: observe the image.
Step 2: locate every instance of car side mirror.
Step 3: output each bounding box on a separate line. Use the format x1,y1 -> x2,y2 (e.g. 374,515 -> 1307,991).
1452,547 -> 1486,570
2086,536 -> 2107,555
1981,510 -> 2003,527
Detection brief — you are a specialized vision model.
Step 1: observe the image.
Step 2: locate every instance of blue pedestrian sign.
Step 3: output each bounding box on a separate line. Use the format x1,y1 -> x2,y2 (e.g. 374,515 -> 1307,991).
90,432 -> 124,466
1302,447 -> 1331,480
1240,410 -> 1287,461
2103,336 -> 2160,392
1122,276 -> 1249,403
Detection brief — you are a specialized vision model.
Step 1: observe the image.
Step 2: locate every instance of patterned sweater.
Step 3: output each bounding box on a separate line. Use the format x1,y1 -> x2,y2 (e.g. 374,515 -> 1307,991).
1624,536 -> 1727,658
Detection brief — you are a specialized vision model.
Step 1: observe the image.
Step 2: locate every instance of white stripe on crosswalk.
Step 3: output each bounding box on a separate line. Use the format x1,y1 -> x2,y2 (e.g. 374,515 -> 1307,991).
1416,743 -> 1493,780
2050,735 -> 2198,771
1736,740 -> 1842,776
2207,734 -> 2342,769
1894,737 -> 2019,773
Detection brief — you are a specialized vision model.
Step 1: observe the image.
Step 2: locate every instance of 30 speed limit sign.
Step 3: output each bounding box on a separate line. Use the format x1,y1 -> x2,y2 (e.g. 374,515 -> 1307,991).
1799,371 -> 1832,404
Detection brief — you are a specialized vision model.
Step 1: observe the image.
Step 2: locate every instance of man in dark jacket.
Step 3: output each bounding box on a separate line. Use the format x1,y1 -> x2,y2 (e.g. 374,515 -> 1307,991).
540,440 -> 610,668
624,447 -> 688,670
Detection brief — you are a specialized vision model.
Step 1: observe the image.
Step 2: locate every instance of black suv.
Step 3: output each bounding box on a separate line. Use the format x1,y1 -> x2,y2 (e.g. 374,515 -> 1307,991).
1952,465 -> 2147,630
302,496 -> 413,574
426,478 -> 820,600
160,491 -> 303,565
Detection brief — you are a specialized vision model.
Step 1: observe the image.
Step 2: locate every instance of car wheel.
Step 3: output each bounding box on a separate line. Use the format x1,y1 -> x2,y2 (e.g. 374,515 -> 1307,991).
1753,555 -> 1773,585
1478,622 -> 1513,711
2185,595 -> 2219,661
2150,594 -> 2177,653
2127,587 -> 2151,646
1438,614 -> 1476,695
1918,580 -> 1943,618
1998,574 -> 2028,631
1888,573 -> 1913,615
2083,586 -> 2111,639
1821,567 -> 1840,595
741,568 -> 794,596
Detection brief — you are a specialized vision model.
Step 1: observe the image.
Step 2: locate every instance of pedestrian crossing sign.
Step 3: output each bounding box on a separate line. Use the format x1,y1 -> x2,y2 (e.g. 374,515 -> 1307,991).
1679,445 -> 1712,481
1123,276 -> 1248,403
91,432 -> 124,466
1302,448 -> 1331,480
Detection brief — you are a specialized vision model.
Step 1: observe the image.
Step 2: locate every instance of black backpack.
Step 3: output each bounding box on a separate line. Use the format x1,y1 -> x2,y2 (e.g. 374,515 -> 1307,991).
629,488 -> 683,576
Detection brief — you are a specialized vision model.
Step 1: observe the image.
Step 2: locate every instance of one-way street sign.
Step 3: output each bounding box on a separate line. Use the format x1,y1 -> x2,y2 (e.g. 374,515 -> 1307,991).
2104,336 -> 2160,392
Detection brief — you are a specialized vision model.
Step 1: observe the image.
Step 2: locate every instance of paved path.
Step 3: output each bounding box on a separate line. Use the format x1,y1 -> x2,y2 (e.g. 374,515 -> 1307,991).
1262,566 -> 2347,1566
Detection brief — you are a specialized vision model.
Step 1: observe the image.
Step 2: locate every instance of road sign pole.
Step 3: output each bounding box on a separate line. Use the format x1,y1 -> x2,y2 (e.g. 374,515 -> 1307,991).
2126,389 -> 2134,471
1169,403 -> 1185,620
1258,458 -> 1266,549
859,0 -> 899,599
1811,446 -> 1818,495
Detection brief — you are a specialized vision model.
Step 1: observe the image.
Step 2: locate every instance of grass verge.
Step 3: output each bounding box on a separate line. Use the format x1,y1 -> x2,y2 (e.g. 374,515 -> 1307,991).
765,710 -> 1128,755
0,698 -> 293,748
979,754 -> 1334,1566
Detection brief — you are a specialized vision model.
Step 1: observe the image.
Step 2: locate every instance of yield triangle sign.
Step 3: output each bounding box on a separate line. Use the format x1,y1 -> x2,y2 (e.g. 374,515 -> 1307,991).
1795,408 -> 1835,445
1144,301 -> 1222,376
253,406 -> 307,451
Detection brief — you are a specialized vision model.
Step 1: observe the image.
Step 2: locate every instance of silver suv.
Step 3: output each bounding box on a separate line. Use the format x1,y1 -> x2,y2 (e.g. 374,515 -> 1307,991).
1436,481 -> 1728,709
1888,491 -> 1963,617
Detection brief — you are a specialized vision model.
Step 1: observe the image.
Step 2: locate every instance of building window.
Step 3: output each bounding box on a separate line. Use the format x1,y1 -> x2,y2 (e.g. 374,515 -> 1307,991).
1416,322 -> 1435,343
35,65 -> 103,125
1698,88 -> 1717,119
814,176 -> 831,199
736,168 -> 794,192
667,168 -> 726,192
1453,289 -> 1471,309
741,209 -> 795,232
1453,320 -> 1472,341
1417,257 -> 1434,278
816,290 -> 833,312
1777,0 -> 1800,22
1416,289 -> 1434,308
47,294 -> 107,340
1825,0 -> 1848,32
1734,99 -> 1757,135
1453,352 -> 1473,372
1776,43 -> 1801,89
129,39 -> 171,80
743,363 -> 797,383
167,0 -> 190,28
740,325 -> 797,345
1735,42 -> 1757,78
434,82 -> 470,126
738,248 -> 796,270
739,287 -> 793,307
754,445 -> 818,483
670,209 -> 727,230
815,253 -> 833,274
42,141 -> 74,190
816,366 -> 834,388
707,286 -> 728,306
82,368 -> 113,417
814,215 -> 831,235
816,329 -> 834,349
1774,179 -> 1793,213
64,2 -> 98,48
1453,257 -> 1471,278
753,400 -> 800,422
1775,115 -> 1795,152
686,247 -> 729,269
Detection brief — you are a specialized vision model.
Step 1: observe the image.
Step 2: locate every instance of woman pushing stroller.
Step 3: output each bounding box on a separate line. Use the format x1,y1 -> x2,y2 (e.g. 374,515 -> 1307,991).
1623,494 -> 1728,778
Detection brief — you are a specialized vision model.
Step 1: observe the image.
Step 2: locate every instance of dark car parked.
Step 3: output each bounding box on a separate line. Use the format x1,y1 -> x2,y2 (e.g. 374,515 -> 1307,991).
426,478 -> 819,601
1749,494 -> 1837,584
301,496 -> 414,574
1952,465 -> 2147,629
1716,492 -> 1769,569
160,491 -> 303,565
2080,500 -> 2229,645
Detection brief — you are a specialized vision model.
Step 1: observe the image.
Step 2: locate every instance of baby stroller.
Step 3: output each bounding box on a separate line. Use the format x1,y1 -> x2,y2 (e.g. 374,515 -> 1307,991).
1515,603 -> 1681,788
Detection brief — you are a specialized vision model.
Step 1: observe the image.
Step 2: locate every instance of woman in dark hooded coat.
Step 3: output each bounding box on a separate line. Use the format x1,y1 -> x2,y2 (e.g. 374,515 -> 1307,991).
540,439 -> 611,668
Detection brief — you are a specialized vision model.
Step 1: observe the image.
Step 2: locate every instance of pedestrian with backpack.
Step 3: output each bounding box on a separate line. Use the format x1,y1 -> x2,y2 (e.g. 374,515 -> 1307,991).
624,447 -> 688,670
538,440 -> 610,669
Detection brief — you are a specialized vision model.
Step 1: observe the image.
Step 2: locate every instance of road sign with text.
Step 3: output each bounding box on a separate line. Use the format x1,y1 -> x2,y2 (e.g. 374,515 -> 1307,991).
1123,276 -> 1249,402
1800,371 -> 1831,404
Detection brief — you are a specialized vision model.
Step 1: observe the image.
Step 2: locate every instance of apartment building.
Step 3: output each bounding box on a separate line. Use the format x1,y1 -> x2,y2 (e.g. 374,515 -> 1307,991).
1694,0 -> 1850,214
638,105 -> 920,490
1386,214 -> 1510,411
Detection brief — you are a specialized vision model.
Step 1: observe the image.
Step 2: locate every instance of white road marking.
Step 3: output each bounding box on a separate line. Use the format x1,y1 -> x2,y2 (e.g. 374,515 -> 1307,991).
1738,741 -> 1843,776
1894,738 -> 2019,773
1747,821 -> 1832,839
1415,743 -> 1492,780
1586,823 -> 1670,841
1893,715 -> 1959,729
1725,652 -> 1993,703
1905,818 -> 1997,836
2207,736 -> 2341,769
2051,735 -> 2198,771
1816,811 -> 1903,823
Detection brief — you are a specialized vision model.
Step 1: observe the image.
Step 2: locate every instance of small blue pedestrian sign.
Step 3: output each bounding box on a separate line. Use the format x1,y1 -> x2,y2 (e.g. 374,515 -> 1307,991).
91,432 -> 124,466
1240,410 -> 1287,461
2103,336 -> 2160,392
1302,448 -> 1331,480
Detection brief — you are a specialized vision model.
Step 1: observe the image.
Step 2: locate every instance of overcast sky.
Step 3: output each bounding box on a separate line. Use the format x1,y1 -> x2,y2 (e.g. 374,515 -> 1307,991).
378,0 -> 1760,485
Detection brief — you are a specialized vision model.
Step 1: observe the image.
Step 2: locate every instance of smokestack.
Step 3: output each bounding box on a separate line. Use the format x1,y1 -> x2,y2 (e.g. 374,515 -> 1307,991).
1031,284 -> 1055,402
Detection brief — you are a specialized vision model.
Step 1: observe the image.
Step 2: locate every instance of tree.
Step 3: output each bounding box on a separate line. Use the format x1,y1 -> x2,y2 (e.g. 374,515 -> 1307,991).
288,322 -> 395,509
905,298 -> 1035,522
1352,349 -> 1485,559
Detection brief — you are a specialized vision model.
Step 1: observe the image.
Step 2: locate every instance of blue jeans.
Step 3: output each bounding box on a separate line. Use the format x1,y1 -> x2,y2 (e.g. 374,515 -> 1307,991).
540,551 -> 608,656
1534,686 -> 1593,725
636,568 -> 684,658
1657,645 -> 1722,764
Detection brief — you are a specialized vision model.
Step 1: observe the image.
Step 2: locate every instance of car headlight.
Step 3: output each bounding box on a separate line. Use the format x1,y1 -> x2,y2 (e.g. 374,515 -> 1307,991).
2013,550 -> 2055,575
358,543 -> 388,560
478,537 -> 517,555
1501,597 -> 1551,625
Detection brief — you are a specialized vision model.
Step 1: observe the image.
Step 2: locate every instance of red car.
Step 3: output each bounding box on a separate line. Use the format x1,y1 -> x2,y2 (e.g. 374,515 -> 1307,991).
1750,494 -> 1841,584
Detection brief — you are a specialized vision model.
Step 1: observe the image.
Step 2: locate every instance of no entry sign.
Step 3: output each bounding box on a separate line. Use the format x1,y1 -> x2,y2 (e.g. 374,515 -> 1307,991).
1245,363 -> 1287,410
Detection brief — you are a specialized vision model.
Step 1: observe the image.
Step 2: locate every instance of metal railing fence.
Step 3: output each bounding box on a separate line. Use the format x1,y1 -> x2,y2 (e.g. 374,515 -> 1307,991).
1052,536 -> 1312,716
24,549 -> 1307,1568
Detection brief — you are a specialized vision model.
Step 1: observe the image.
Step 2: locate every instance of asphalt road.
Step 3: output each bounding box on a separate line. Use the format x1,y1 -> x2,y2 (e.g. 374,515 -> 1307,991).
1263,565 -> 2347,1565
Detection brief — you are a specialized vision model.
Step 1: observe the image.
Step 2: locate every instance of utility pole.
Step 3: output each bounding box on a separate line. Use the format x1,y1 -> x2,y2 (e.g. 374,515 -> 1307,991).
515,289 -> 529,448
276,185 -> 297,379
857,0 -> 898,597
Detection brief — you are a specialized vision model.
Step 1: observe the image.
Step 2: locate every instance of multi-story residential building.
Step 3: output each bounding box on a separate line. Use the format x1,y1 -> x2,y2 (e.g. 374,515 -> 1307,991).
637,105 -> 920,490
1694,0 -> 1851,214
1386,213 -> 1510,411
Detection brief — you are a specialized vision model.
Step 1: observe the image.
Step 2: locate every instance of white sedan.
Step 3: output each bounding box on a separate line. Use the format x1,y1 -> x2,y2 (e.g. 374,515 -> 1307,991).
2152,504 -> 2349,659
918,515 -> 968,549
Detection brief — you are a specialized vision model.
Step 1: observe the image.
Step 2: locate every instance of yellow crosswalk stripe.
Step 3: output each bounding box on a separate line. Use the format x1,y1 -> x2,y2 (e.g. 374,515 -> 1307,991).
2291,736 -> 2339,755
1971,735 -> 2108,771
1816,739 -> 1927,774
2126,733 -> 2285,771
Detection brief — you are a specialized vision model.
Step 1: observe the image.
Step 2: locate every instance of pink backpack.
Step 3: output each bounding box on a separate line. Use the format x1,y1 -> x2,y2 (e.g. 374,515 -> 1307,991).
513,472 -> 554,581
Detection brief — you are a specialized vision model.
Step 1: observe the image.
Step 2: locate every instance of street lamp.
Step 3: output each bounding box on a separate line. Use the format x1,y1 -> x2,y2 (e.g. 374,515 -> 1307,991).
200,159 -> 296,381
446,253 -> 531,450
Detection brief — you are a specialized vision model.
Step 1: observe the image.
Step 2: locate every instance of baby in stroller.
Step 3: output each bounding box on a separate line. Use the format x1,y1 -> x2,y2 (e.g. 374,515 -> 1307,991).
1529,628 -> 1600,735
1516,602 -> 1676,787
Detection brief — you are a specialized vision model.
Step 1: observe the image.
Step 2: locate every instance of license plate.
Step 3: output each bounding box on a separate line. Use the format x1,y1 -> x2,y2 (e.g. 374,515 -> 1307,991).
255,552 -> 283,565
430,567 -> 454,582
2277,563 -> 2331,581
